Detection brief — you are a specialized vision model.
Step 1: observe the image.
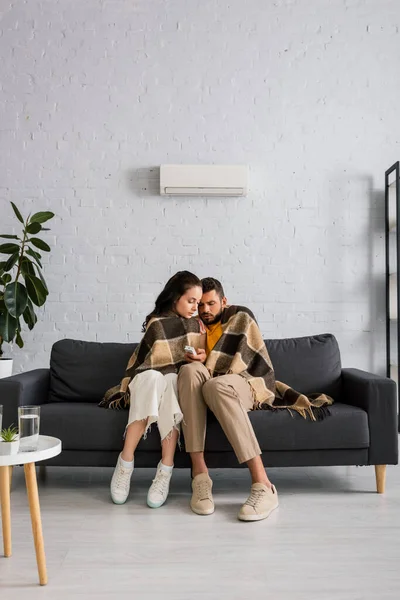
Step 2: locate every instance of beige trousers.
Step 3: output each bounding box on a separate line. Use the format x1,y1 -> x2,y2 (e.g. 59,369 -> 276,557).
177,362 -> 261,464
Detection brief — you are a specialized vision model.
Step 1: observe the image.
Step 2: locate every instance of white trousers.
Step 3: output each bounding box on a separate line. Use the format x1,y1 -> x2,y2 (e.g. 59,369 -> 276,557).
127,370 -> 182,441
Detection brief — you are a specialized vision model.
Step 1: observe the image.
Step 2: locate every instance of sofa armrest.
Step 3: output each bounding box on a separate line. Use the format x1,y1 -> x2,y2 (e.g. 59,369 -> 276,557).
0,369 -> 50,429
341,368 -> 398,465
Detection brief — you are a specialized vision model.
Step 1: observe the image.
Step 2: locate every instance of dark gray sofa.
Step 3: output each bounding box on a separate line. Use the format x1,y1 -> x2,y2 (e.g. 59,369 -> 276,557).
0,333 -> 398,492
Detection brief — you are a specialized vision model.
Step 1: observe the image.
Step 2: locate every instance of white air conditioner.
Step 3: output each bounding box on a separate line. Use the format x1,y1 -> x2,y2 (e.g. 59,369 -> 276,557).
160,164 -> 248,196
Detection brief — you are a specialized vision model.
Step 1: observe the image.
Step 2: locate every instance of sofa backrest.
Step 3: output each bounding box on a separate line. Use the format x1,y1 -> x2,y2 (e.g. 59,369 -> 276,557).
266,333 -> 342,399
49,339 -> 138,403
49,333 -> 342,403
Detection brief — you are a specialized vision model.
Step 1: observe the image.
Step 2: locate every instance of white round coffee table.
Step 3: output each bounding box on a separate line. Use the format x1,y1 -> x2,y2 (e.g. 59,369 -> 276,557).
0,435 -> 61,586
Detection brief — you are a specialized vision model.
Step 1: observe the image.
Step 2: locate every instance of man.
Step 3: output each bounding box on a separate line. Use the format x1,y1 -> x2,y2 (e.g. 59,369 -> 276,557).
178,277 -> 278,522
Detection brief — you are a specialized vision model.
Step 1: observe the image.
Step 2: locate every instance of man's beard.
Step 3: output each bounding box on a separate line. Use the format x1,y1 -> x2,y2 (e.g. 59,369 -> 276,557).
200,307 -> 224,325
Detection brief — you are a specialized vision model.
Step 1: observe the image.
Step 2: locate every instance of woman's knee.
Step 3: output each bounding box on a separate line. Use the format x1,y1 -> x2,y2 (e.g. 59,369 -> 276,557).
129,369 -> 165,396
164,372 -> 178,385
136,369 -> 164,382
131,369 -> 163,388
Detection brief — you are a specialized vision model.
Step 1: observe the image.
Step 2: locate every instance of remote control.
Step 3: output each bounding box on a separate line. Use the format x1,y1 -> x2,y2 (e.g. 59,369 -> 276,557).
184,345 -> 197,356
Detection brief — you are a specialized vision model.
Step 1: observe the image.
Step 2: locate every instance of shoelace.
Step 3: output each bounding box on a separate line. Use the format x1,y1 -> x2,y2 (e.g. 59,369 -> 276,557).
115,466 -> 131,491
151,470 -> 170,496
244,488 -> 266,509
195,479 -> 212,501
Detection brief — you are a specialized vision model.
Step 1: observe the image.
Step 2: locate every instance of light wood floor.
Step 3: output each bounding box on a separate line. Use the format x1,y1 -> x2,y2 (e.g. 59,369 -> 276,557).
1,460 -> 400,599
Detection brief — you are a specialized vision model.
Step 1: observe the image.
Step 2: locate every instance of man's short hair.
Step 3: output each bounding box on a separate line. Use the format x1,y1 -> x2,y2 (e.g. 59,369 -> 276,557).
201,277 -> 225,299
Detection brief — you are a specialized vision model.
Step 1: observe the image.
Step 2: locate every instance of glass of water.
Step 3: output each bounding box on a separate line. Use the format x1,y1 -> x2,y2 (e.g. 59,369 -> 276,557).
18,406 -> 40,452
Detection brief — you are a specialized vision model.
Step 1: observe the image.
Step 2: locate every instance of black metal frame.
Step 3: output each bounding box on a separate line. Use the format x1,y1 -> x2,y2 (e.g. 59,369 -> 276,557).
385,161 -> 400,430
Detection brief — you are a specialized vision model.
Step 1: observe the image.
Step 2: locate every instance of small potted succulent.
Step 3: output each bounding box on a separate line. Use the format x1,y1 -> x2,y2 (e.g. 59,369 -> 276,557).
0,424 -> 20,455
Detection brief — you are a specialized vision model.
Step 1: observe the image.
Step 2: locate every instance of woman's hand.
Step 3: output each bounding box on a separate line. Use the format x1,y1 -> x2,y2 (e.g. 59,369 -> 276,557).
184,348 -> 207,364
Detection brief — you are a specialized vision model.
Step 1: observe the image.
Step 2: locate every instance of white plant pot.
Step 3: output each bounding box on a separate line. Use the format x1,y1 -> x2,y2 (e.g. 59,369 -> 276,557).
0,358 -> 13,379
0,438 -> 20,456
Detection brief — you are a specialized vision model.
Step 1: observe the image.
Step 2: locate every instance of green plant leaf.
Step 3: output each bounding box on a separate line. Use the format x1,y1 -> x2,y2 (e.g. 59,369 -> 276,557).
4,282 -> 28,318
29,211 -> 54,224
16,329 -> 24,348
21,258 -> 36,277
0,261 -> 6,274
23,298 -> 37,330
26,248 -> 42,268
0,311 -> 18,343
0,425 -> 19,442
24,274 -> 47,307
26,222 -> 42,235
1,274 -> 12,285
3,252 -> 19,272
0,243 -> 20,254
33,262 -> 48,293
10,202 -> 24,224
29,238 -> 51,252
0,234 -> 19,239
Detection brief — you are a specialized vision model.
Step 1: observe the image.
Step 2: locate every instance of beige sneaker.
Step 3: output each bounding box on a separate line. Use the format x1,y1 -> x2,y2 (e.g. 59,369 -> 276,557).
238,483 -> 279,522
190,473 -> 214,515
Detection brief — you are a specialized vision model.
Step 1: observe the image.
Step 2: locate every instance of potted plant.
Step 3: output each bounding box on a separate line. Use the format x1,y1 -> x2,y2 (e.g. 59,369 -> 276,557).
0,202 -> 54,378
0,425 -> 19,455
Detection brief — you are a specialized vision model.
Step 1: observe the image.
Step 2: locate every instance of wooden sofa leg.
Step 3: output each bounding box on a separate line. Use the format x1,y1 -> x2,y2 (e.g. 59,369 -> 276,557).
375,465 -> 386,494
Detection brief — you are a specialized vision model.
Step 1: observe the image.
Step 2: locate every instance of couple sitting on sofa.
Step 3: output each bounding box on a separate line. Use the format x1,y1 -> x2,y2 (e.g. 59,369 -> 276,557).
100,271 -> 331,522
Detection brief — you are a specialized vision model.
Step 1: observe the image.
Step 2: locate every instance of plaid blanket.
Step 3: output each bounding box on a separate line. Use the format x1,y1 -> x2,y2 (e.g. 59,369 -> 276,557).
99,315 -> 203,409
206,306 -> 333,421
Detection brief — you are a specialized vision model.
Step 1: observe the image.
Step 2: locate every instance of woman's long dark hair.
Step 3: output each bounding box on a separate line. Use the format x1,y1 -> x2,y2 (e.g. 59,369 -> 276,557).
142,271 -> 202,331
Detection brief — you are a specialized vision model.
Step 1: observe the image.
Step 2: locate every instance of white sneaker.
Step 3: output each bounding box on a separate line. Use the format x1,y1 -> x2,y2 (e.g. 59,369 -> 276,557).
110,454 -> 133,505
147,462 -> 173,508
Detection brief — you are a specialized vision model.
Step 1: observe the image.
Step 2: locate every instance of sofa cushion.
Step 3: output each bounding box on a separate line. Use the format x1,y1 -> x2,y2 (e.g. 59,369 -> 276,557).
49,339 -> 138,404
208,402 -> 369,452
266,333 -> 342,400
40,401 -> 369,453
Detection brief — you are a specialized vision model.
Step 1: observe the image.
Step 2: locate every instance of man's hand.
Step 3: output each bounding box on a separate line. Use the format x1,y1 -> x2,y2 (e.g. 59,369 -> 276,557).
184,348 -> 207,364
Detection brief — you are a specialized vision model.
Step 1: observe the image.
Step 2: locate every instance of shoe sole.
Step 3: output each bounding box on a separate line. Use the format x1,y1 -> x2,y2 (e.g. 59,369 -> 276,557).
238,503 -> 279,522
190,504 -> 215,516
147,498 -> 166,509
111,496 -> 128,505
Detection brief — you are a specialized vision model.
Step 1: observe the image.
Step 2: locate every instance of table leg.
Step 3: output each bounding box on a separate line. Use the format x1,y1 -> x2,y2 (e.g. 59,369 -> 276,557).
24,462 -> 48,586
0,465 -> 12,557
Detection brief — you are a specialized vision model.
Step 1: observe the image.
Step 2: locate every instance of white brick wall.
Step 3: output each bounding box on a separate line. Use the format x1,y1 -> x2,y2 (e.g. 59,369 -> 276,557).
1,0 -> 399,374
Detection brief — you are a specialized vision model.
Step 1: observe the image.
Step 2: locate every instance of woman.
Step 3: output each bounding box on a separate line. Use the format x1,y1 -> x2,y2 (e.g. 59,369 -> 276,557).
102,271 -> 203,508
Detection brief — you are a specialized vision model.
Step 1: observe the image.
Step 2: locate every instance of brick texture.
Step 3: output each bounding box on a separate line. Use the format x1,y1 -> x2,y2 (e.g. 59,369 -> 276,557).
1,0 -> 399,374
